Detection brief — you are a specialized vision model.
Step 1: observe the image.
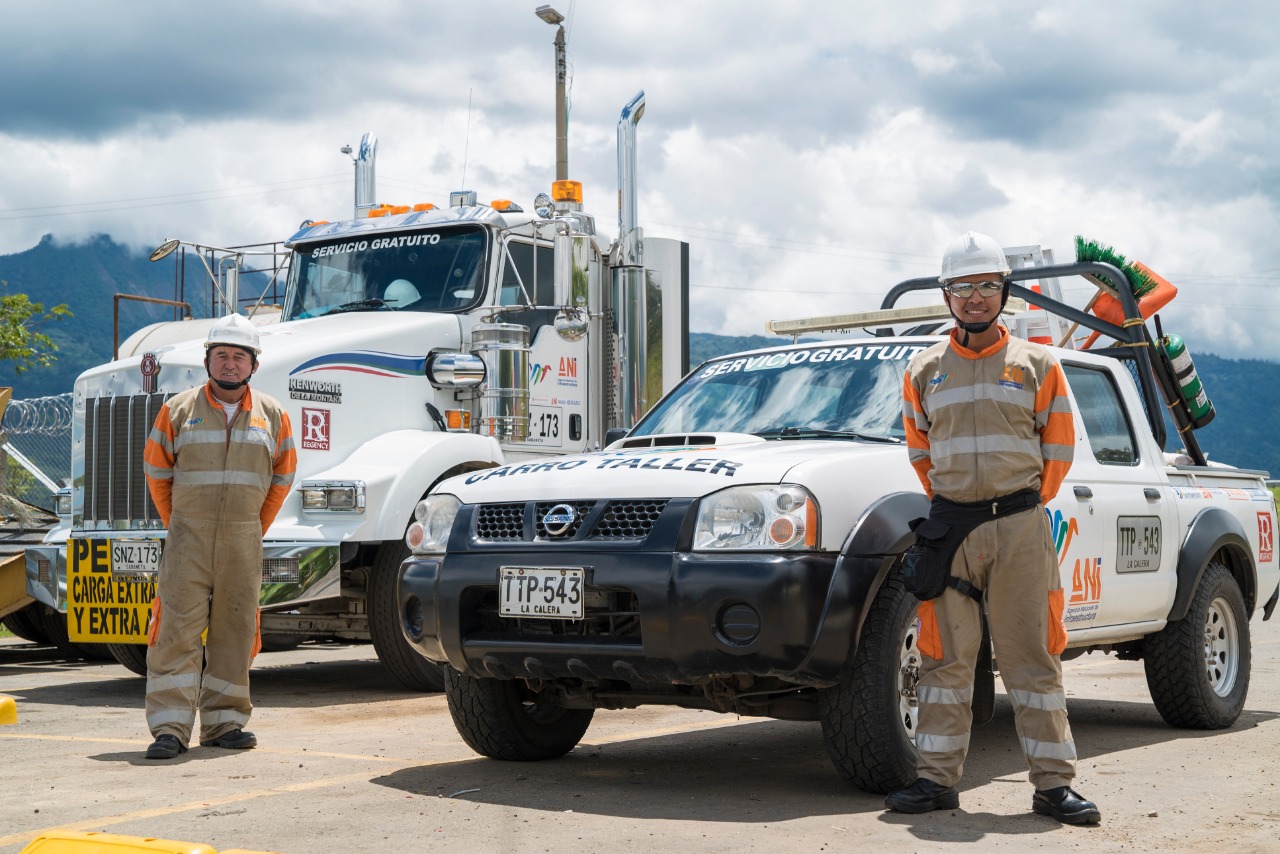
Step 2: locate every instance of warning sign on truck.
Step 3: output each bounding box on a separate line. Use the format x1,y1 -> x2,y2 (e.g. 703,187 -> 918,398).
66,539 -> 160,643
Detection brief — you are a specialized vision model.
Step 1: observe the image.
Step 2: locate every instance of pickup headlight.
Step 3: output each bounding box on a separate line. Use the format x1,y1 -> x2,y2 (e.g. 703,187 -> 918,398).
693,484 -> 819,551
299,481 -> 366,513
406,494 -> 461,554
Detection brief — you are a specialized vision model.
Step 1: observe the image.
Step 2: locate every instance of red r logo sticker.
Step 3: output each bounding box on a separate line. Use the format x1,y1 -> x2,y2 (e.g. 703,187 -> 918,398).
1258,511 -> 1274,563
301,408 -> 330,451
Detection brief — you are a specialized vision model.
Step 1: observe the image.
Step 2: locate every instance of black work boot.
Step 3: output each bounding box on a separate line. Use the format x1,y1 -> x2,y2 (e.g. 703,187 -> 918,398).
144,734 -> 188,760
1032,786 -> 1101,825
200,728 -> 258,749
885,778 -> 960,814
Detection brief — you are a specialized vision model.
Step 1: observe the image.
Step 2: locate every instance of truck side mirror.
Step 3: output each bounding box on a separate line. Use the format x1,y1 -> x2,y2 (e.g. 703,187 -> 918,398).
553,233 -> 590,310
604,427 -> 628,447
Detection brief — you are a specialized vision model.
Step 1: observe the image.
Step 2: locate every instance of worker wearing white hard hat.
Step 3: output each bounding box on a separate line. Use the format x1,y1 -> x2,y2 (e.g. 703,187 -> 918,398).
141,314 -> 296,760
892,234 -> 1097,824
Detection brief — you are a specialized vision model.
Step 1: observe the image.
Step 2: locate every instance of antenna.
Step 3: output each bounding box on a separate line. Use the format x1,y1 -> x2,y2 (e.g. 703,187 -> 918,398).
461,89 -> 473,190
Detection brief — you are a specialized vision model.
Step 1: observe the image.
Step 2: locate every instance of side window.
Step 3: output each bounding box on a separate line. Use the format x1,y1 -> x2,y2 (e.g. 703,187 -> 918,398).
499,241 -> 554,307
1063,364 -> 1138,465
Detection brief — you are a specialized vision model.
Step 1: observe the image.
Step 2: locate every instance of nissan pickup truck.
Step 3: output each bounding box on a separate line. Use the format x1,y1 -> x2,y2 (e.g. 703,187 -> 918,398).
396,260 -> 1280,793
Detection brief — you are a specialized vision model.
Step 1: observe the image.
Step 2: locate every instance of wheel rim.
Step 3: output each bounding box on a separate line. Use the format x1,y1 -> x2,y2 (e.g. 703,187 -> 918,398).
1203,594 -> 1240,697
899,614 -> 922,745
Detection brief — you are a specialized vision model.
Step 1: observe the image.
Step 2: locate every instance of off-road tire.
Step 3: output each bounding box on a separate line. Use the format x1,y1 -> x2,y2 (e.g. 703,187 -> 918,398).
1144,561 -> 1250,729
368,538 -> 445,692
106,643 -> 149,676
444,666 -> 593,761
819,572 -> 919,793
2,604 -> 51,644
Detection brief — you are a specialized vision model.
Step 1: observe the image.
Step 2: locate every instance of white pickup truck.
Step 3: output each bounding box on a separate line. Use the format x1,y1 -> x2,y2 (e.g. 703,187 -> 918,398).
396,260 -> 1280,793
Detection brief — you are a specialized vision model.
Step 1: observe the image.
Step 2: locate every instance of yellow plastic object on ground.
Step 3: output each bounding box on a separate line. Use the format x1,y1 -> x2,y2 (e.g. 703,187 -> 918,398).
0,694 -> 15,725
19,831 -> 281,854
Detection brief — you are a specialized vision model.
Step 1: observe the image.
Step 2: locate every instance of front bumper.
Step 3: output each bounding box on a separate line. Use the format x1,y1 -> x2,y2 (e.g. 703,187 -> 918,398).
399,546 -> 842,685
23,539 -> 343,613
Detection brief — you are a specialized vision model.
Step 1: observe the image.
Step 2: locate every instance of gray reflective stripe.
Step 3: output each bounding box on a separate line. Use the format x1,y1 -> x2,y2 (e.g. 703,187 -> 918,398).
1009,689 -> 1068,712
147,672 -> 201,693
147,709 -> 195,728
201,709 -> 250,727
148,427 -> 175,453
915,732 -> 970,753
230,428 -> 276,454
928,382 -> 1035,412
202,675 -> 251,700
277,435 -> 296,453
1021,735 -> 1076,761
174,430 -> 229,451
143,462 -> 173,480
908,447 -> 931,464
918,685 -> 973,705
1042,443 -> 1074,462
175,470 -> 270,488
271,472 -> 292,486
932,435 -> 1042,458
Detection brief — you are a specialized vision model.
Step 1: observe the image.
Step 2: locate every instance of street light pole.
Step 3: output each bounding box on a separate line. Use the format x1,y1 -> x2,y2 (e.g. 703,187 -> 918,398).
536,5 -> 568,181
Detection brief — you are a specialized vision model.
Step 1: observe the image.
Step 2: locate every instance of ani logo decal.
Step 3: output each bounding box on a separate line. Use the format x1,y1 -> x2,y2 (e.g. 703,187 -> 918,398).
302,408 -> 330,451
140,352 -> 160,394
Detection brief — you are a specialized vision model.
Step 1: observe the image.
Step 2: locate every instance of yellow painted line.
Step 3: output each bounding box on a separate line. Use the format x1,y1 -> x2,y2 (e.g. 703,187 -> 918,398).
0,771 -> 374,848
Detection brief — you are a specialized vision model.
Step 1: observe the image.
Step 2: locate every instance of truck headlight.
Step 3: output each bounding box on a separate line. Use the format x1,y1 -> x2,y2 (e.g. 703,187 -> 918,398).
693,485 -> 819,551
406,494 -> 461,554
299,481 -> 366,513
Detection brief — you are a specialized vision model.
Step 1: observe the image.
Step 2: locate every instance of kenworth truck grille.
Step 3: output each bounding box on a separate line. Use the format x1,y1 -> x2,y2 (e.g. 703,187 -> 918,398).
473,499 -> 670,542
80,393 -> 170,530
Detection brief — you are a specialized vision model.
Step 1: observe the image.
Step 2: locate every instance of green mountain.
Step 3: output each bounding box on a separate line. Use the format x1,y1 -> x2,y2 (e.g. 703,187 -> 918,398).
1,235 -> 1275,476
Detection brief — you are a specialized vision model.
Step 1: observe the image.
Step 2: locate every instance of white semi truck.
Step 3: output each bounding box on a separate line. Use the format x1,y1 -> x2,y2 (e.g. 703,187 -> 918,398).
22,87 -> 689,690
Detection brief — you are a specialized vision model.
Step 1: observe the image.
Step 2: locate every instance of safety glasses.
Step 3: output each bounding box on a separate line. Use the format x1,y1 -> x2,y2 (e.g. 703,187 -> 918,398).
944,280 -> 1005,298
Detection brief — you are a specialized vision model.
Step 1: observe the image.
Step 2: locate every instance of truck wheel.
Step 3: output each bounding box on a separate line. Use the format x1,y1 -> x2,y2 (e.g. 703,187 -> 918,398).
106,643 -> 149,677
2,605 -> 51,644
33,606 -> 87,660
1144,561 -> 1250,729
819,572 -> 919,793
444,666 -> 593,761
260,633 -> 304,652
368,539 -> 445,692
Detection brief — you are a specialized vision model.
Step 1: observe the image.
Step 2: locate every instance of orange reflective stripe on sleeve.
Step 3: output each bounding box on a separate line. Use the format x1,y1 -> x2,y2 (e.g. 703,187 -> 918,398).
260,410 -> 297,531
1035,363 -> 1075,502
917,598 -> 943,660
902,372 -> 935,498
147,596 -> 162,648
1047,588 -> 1067,655
251,609 -> 262,659
143,404 -> 177,526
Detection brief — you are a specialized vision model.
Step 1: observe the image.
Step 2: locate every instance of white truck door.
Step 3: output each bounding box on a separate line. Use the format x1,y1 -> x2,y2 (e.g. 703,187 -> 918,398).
1055,361 -> 1178,629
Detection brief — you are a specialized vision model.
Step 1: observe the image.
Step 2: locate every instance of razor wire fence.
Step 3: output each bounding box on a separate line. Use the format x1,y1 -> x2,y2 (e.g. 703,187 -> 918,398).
2,392 -> 72,513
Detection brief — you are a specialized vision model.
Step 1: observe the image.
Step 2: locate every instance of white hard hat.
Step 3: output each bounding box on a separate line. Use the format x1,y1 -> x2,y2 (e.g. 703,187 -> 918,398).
384,279 -> 420,308
205,313 -> 261,355
939,231 -> 1012,284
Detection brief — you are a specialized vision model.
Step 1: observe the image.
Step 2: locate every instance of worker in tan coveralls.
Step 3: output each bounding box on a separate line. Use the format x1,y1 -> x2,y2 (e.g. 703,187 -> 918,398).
141,314 -> 296,760
888,232 -> 1100,824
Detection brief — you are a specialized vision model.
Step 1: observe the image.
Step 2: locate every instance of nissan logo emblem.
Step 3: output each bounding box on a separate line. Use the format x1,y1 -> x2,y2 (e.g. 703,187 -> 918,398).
542,503 -> 577,537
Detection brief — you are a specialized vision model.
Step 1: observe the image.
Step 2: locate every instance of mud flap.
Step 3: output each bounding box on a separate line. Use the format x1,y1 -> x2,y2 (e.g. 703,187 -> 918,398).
971,609 -> 995,725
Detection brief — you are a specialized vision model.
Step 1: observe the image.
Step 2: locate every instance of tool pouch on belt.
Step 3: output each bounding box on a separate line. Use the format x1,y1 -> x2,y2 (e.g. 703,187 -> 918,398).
902,517 -> 966,601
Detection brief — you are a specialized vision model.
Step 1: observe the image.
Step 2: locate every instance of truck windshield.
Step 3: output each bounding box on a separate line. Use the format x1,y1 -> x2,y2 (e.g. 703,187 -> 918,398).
283,225 -> 488,320
630,342 -> 928,441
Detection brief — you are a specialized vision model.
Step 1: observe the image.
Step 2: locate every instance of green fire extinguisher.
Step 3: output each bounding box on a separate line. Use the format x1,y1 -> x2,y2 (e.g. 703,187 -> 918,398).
1161,332 -> 1215,429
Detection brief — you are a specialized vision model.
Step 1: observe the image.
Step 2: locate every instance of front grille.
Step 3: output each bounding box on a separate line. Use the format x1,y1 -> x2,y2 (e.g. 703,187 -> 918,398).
472,498 -> 672,543
82,393 -> 170,530
475,502 -> 524,540
593,500 -> 667,539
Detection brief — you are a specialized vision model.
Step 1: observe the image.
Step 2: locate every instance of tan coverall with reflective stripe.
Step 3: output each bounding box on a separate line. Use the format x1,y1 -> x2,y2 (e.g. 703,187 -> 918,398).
142,383 -> 296,744
902,327 -> 1076,790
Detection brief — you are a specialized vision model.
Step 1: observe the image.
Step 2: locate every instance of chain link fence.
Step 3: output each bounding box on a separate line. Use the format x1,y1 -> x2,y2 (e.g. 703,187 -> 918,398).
2,392 -> 72,512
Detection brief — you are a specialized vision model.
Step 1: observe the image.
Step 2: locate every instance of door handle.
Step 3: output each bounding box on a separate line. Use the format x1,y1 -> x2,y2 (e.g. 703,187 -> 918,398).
1073,486 -> 1093,499
1144,488 -> 1161,501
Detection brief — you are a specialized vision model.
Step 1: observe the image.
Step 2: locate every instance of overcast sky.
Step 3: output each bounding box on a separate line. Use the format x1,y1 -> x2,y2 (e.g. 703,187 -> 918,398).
1,0 -> 1277,359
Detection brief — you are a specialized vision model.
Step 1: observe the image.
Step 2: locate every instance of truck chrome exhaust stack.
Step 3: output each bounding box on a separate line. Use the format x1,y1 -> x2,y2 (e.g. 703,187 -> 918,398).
612,91 -> 655,428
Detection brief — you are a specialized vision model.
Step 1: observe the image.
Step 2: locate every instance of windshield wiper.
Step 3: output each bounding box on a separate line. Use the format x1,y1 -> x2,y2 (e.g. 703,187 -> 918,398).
322,298 -> 389,316
757,426 -> 902,443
